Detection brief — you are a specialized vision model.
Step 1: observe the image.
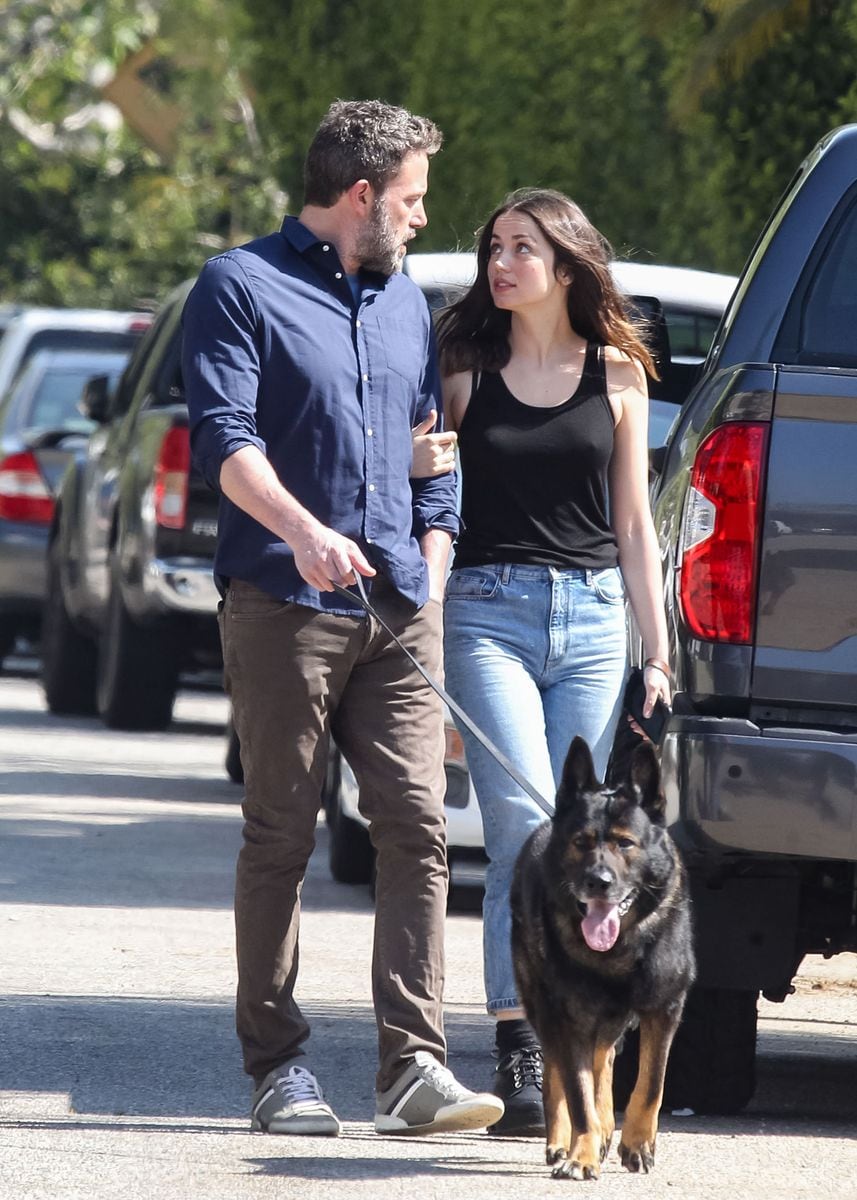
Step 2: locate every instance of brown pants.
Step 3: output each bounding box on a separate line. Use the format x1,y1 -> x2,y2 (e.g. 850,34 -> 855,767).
220,577 -> 449,1092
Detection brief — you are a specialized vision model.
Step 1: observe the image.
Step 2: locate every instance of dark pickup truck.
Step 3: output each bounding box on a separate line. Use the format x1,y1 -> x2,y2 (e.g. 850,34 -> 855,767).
641,124 -> 857,1113
42,281 -> 222,729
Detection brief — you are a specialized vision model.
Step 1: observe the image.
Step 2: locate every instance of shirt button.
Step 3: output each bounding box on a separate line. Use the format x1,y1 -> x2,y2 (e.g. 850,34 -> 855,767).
366,537 -> 374,544
368,484 -> 376,492
322,244 -> 330,251
362,373 -> 369,382
335,271 -> 342,279
356,319 -> 362,328
367,428 -> 374,437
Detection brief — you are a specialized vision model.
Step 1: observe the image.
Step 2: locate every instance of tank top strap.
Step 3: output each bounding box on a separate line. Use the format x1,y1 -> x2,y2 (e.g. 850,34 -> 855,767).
578,340 -> 607,395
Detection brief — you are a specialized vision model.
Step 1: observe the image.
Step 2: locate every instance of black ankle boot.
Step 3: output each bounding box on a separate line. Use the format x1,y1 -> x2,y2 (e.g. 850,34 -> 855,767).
490,1023 -> 545,1137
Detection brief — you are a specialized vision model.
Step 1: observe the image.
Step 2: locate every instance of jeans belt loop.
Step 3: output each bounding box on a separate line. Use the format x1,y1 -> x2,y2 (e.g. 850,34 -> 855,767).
585,568 -> 593,585
501,563 -> 512,585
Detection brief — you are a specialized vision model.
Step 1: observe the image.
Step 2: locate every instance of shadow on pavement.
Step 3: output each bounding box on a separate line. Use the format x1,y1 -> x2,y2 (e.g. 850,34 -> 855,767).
0,995 -> 494,1126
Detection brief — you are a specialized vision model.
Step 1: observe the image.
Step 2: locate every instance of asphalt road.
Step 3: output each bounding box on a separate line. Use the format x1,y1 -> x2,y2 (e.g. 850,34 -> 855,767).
1,666 -> 856,1200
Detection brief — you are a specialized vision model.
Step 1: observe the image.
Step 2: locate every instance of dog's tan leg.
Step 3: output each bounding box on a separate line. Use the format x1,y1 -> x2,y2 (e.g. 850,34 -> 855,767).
543,1055 -> 572,1170
549,1056 -> 602,1180
619,1010 -> 681,1173
593,1042 -> 616,1162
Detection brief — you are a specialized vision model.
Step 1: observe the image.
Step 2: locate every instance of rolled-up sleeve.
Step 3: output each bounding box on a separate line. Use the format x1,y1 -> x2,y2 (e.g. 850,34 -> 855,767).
410,325 -> 461,540
182,254 -> 266,491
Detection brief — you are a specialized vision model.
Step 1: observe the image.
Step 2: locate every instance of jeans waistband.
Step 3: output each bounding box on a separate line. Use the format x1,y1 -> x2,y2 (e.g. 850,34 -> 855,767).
481,563 -> 604,584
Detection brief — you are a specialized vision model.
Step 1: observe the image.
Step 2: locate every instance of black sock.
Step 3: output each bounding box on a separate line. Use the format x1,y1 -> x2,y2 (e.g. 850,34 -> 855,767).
495,1017 -> 540,1056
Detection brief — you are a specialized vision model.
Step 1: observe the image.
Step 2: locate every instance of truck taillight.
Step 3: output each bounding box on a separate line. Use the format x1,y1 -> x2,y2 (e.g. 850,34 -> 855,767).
153,427 -> 190,530
0,450 -> 54,524
678,422 -> 769,644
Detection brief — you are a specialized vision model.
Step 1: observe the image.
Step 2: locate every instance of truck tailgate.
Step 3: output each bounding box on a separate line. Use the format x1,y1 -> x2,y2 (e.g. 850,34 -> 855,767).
752,367 -> 857,707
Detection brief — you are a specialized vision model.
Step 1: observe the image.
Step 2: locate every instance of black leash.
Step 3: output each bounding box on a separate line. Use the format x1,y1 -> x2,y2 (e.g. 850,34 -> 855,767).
332,577 -> 555,818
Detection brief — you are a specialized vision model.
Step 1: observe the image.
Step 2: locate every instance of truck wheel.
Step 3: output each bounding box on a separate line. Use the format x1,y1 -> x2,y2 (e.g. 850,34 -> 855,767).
41,540 -> 97,715
613,985 -> 758,1116
325,753 -> 374,885
96,576 -> 180,731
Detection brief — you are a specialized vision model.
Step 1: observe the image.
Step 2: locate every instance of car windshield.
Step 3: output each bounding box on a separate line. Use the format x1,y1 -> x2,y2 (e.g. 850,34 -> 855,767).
22,356 -> 128,433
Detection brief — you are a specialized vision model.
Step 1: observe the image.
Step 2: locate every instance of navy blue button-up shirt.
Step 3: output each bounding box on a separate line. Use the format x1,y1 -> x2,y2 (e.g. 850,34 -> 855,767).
182,217 -> 459,614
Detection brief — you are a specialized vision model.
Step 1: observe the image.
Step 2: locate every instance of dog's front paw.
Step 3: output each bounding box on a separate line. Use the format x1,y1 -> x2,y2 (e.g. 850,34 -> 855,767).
551,1156 -> 600,1181
618,1138 -> 655,1174
547,1134 -> 602,1180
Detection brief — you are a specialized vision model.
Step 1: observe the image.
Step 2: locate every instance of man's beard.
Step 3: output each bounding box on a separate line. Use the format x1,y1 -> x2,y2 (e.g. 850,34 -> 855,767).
355,198 -> 404,276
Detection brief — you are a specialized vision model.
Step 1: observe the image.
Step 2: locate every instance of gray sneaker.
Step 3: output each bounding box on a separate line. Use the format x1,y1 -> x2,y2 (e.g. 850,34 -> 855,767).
250,1062 -> 341,1135
375,1050 -> 505,1135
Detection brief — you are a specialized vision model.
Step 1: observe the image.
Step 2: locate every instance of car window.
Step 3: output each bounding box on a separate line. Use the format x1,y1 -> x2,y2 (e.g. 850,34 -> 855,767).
116,301 -> 180,417
661,307 -> 722,360
18,329 -> 139,372
795,194 -> 857,367
776,186 -> 857,368
24,361 -> 127,432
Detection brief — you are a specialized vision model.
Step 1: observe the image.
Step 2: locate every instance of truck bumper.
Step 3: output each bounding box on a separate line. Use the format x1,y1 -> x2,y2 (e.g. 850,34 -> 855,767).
143,557 -> 220,616
662,715 -> 857,862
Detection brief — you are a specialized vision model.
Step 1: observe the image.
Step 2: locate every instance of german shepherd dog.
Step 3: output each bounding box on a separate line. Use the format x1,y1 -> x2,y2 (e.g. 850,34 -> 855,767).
511,736 -> 694,1180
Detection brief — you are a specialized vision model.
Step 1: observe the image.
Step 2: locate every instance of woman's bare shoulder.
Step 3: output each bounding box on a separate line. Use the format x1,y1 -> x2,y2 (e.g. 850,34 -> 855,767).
603,345 -> 647,392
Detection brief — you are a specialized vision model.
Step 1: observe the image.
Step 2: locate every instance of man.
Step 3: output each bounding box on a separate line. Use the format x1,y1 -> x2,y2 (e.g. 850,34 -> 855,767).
182,99 -> 503,1137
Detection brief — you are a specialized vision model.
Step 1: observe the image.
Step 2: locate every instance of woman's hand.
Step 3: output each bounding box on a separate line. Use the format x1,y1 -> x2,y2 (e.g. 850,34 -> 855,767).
411,410 -> 458,478
627,662 -> 671,741
643,661 -> 671,712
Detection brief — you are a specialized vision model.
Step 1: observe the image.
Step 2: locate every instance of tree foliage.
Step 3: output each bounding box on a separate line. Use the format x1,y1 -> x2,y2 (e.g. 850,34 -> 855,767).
0,0 -> 283,308
243,0 -> 857,274
1,0 -> 856,307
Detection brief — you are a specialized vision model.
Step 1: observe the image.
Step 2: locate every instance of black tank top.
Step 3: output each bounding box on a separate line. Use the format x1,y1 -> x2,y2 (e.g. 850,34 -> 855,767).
453,341 -> 618,571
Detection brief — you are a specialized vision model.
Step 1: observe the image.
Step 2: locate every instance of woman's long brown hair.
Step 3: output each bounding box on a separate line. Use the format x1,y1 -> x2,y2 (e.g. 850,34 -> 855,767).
436,188 -> 657,378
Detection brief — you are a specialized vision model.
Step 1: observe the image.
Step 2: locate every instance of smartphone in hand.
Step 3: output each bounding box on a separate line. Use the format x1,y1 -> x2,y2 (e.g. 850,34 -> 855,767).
623,667 -> 671,745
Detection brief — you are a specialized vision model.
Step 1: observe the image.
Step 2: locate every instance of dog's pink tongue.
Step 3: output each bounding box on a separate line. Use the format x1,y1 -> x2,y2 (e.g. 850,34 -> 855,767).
581,901 -> 621,952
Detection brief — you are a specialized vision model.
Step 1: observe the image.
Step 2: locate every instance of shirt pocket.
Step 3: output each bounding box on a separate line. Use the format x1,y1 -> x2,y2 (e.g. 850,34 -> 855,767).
445,567 -> 501,601
591,566 -> 625,605
379,320 -> 422,384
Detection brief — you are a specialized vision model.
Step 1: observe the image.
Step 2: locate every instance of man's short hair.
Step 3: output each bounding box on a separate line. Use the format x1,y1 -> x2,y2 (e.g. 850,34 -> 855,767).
304,99 -> 443,207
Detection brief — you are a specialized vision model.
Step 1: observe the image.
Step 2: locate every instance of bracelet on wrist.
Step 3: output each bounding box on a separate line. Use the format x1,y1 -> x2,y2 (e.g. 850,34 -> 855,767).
644,657 -> 671,681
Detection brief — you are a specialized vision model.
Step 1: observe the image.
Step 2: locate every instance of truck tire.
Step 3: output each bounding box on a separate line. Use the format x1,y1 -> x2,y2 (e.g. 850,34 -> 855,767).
325,754 -> 374,886
41,540 -> 97,715
96,575 -> 180,731
613,985 -> 758,1116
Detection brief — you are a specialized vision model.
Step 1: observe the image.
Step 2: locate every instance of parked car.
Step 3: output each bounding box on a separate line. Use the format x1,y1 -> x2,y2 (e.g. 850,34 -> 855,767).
41,281 -> 221,729
0,306 -> 150,404
620,123 -> 857,1115
319,255 -> 737,888
0,344 -> 138,666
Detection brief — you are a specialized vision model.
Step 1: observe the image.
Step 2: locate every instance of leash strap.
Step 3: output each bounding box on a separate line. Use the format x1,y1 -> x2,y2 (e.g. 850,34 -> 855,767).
332,577 -> 555,818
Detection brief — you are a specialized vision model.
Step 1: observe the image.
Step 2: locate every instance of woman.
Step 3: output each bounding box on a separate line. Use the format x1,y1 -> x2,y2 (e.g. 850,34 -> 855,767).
433,189 -> 671,1136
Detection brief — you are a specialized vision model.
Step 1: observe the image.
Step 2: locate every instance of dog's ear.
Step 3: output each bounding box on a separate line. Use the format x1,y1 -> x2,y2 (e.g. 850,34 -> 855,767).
629,741 -> 666,823
556,736 -> 599,814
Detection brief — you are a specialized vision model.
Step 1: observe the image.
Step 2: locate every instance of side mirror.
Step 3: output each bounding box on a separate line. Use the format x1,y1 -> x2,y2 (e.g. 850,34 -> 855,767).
79,375 -> 111,424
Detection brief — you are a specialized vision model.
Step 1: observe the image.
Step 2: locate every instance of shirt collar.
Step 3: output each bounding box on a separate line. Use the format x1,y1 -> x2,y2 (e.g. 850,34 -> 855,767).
280,215 -> 327,253
279,215 -> 393,293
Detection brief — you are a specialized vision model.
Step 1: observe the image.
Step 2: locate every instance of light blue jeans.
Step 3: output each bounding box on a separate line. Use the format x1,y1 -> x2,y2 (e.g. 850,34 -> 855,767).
443,563 -> 628,1014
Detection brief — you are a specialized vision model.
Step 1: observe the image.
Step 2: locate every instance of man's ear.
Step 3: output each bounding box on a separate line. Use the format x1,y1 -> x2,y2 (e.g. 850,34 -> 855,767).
346,178 -> 374,216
